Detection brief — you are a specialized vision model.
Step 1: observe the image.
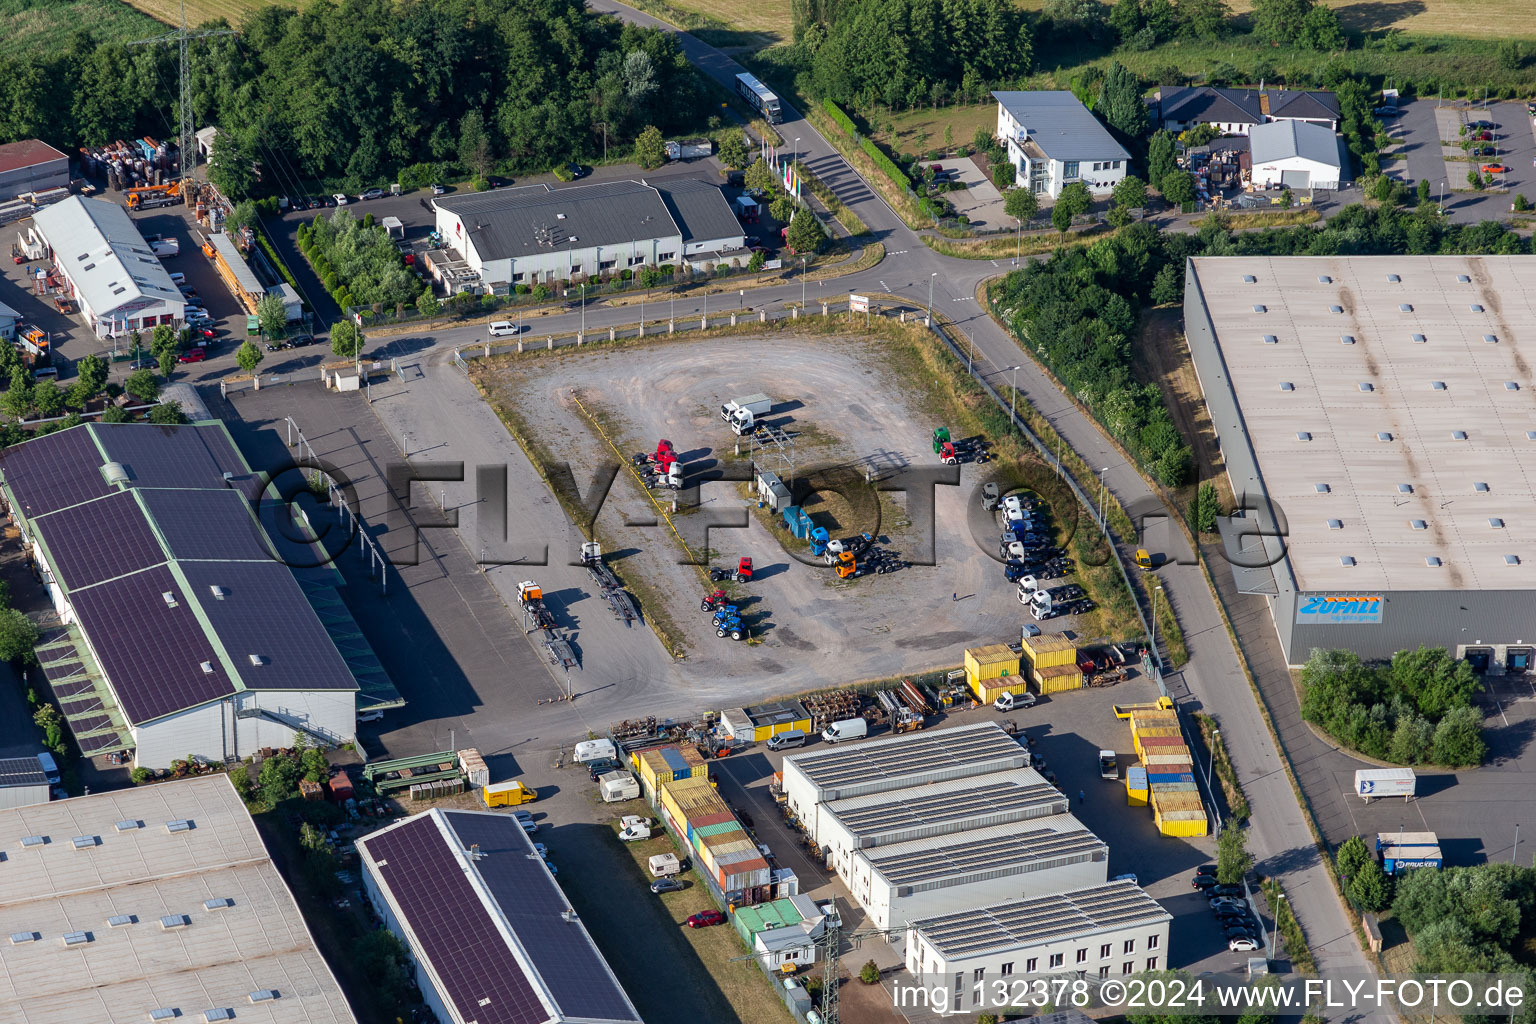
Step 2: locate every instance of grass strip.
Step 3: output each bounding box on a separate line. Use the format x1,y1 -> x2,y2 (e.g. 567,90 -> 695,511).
924,228 -> 1116,260
1193,711 -> 1252,820
1262,878 -> 1318,973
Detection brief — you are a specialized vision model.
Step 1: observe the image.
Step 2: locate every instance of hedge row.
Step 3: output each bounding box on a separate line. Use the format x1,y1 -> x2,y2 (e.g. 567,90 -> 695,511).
860,137 -> 912,193
823,98 -> 857,137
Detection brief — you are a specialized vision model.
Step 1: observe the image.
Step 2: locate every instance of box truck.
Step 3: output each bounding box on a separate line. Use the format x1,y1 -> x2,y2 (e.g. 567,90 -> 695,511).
720,393 -> 773,434
482,780 -> 538,807
1355,767 -> 1415,801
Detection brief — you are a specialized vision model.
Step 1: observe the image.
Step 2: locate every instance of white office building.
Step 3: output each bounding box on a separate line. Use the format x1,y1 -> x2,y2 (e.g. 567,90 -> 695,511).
432,178 -> 746,293
993,92 -> 1131,198
907,881 -> 1172,1016
29,196 -> 184,338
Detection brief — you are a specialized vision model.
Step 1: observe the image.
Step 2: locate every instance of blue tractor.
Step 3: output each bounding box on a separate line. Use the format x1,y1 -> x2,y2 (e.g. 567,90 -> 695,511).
712,605 -> 746,641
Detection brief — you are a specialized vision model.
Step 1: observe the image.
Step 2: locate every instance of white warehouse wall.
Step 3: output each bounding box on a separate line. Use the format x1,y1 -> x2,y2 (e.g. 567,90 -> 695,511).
851,855 -> 1109,933
132,688 -> 356,769
362,862 -> 457,1024
906,916 -> 1170,1016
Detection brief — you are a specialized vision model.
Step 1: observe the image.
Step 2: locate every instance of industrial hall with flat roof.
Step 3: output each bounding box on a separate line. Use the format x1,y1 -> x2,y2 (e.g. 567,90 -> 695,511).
1185,255 -> 1536,668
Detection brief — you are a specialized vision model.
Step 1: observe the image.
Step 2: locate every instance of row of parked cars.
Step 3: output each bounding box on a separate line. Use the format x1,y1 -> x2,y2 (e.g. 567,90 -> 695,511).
1191,865 -> 1263,952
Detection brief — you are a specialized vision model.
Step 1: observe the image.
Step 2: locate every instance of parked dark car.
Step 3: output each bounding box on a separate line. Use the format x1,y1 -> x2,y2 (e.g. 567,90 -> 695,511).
650,878 -> 685,894
1191,874 -> 1217,891
1211,884 -> 1244,899
288,333 -> 313,347
1195,864 -> 1217,876
586,758 -> 621,781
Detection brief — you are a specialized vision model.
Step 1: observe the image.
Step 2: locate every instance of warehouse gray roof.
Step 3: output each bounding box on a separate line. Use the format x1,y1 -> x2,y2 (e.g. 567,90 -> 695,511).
31,196 -> 183,319
0,775 -> 357,1024
910,879 -> 1170,960
1249,119 -> 1342,168
1186,255 -> 1536,592
438,180 -> 677,261
992,91 -> 1131,163
823,768 -> 1065,840
784,722 -> 1027,797
657,178 -> 742,244
863,814 -> 1105,887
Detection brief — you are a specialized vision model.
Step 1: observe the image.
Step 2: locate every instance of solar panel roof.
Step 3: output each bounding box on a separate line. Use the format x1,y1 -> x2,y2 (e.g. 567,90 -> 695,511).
32,488 -> 164,590
138,487 -> 274,562
92,422 -> 247,488
446,812 -> 641,1023
179,561 -> 357,691
69,564 -> 235,723
360,812 -> 642,1024
912,880 -> 1170,959
0,757 -> 47,787
0,427 -> 110,517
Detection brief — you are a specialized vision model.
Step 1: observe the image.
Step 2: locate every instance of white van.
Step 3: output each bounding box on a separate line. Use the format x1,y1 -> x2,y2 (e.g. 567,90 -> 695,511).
821,718 -> 868,743
767,729 -> 807,751
488,320 -> 519,337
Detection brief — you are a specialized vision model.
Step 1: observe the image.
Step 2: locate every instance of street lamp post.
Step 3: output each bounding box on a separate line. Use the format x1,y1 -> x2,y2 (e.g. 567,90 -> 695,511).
580,281 -> 586,338
1150,581 -> 1164,662
927,272 -> 936,327
794,137 -> 802,164
1016,217 -> 1022,264
1008,365 -> 1020,432
1097,467 -> 1109,532
801,257 -> 806,310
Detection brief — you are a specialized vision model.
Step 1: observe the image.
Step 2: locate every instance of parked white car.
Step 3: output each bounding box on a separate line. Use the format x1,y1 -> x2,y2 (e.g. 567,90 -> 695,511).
332,193 -> 350,205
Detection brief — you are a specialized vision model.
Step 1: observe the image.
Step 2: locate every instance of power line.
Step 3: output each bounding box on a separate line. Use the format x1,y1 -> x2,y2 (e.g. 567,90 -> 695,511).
129,0 -> 233,192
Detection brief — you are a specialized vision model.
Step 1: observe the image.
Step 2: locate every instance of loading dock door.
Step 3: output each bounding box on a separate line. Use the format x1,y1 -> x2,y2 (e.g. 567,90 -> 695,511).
1507,647 -> 1532,673
1280,169 -> 1311,189
1463,646 -> 1492,672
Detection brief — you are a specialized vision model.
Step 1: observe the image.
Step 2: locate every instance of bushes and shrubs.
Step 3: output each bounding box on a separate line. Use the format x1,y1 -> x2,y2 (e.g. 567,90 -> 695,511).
1300,647 -> 1486,766
297,210 -> 417,312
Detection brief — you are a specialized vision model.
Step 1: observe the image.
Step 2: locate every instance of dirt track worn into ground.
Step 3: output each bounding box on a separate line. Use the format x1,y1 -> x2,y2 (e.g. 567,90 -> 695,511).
475,335 -> 1070,690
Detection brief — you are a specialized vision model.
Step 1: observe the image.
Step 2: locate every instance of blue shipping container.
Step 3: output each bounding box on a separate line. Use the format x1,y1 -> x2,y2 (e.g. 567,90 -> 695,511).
1147,772 -> 1196,785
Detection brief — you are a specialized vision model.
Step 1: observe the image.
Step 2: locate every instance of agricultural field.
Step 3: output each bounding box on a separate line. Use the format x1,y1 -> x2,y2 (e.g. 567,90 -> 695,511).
868,103 -> 998,158
0,0 -> 162,55
118,0 -> 263,29
626,0 -> 791,48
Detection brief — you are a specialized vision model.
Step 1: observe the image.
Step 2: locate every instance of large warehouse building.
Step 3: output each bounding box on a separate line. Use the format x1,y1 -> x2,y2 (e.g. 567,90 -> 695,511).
782,725 -> 1108,942
0,774 -> 357,1023
1185,255 -> 1536,666
906,880 -> 1172,1016
29,195 -> 185,338
358,807 -> 643,1024
432,178 -> 746,292
0,422 -> 397,768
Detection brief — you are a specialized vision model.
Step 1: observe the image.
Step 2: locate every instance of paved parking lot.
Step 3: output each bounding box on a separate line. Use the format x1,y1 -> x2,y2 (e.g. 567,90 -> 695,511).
932,159 -> 1007,229
1378,99 -> 1535,222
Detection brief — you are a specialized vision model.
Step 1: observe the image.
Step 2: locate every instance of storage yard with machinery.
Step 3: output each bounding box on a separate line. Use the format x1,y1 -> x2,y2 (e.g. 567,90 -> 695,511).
470,334 -> 1128,692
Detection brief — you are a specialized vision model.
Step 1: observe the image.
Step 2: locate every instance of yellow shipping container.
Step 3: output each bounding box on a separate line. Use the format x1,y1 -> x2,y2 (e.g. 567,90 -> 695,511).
972,677 -> 1031,703
1153,792 -> 1205,813
965,644 -> 1020,684
635,745 -> 708,791
1022,634 -> 1076,671
661,776 -> 726,828
1035,664 -> 1083,694
1155,808 -> 1209,837
1129,710 -> 1178,730
1127,787 -> 1149,807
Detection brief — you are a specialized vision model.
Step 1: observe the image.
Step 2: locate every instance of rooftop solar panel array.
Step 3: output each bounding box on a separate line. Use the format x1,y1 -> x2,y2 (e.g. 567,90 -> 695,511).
914,881 -> 1169,959
444,812 -> 641,1023
180,561 -> 357,691
0,757 -> 47,787
365,815 -> 552,1024
831,779 -> 1065,838
92,423 -> 247,489
139,488 -> 273,562
32,489 -> 165,589
0,423 -> 360,725
788,724 -> 1026,791
70,564 -> 235,723
0,427 -> 109,516
868,824 -> 1107,886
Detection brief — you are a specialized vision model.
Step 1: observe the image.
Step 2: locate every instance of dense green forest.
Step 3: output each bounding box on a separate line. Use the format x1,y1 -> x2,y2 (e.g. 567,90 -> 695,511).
0,0 -> 709,189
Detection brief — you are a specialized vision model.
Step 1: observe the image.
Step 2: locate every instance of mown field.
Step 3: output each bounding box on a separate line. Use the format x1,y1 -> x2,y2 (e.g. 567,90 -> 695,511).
0,0 -> 163,55
121,0 -> 263,28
